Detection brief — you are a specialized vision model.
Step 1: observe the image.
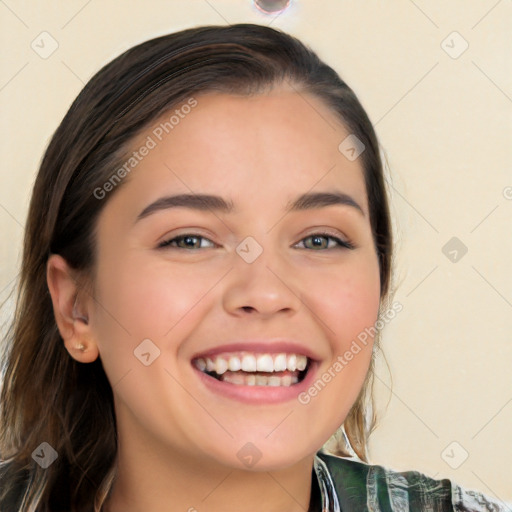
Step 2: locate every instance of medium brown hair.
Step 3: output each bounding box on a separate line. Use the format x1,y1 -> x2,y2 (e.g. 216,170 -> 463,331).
0,23 -> 393,511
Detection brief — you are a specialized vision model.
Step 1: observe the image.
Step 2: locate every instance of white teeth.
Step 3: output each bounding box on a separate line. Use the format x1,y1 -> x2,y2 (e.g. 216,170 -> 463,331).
220,372 -> 300,387
215,357 -> 228,375
227,372 -> 245,385
281,374 -> 292,387
228,356 -> 241,372
274,353 -> 287,372
241,354 -> 257,372
255,375 -> 268,386
268,376 -> 281,387
296,355 -> 307,371
194,351 -> 311,386
256,354 -> 273,372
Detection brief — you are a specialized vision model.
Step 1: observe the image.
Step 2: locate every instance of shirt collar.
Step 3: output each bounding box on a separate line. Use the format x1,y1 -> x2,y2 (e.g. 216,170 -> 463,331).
313,453 -> 341,512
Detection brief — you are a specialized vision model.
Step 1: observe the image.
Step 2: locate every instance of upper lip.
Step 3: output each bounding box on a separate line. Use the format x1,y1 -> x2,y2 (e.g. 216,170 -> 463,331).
191,339 -> 321,362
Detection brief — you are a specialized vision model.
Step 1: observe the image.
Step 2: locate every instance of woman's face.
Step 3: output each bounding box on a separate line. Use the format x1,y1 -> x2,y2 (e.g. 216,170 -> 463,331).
90,87 -> 381,470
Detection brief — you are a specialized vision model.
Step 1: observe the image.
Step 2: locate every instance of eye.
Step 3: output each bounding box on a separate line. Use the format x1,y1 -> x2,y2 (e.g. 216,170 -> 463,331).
158,234 -> 216,250
157,231 -> 355,251
295,232 -> 355,251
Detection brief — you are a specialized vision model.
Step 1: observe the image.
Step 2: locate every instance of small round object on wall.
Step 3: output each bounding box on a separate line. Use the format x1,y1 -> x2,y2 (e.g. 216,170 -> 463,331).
253,0 -> 291,15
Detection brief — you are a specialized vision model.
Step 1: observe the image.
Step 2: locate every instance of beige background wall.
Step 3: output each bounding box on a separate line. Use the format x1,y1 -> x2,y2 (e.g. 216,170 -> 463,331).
1,0 -> 510,503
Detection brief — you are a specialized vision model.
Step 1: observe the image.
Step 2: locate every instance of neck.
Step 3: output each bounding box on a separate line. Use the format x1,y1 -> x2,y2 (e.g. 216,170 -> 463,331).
103,414 -> 315,512
105,449 -> 316,512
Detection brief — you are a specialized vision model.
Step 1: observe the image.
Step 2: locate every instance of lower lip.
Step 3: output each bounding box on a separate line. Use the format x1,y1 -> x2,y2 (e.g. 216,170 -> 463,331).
192,361 -> 319,404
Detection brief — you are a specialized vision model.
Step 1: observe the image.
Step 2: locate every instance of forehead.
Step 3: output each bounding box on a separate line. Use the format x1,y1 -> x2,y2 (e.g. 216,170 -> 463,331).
104,88 -> 369,219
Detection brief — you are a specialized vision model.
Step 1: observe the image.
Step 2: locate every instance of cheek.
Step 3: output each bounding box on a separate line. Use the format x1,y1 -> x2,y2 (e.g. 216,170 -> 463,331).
308,256 -> 381,349
295,274 -> 379,432
90,252 -> 219,398
301,253 -> 380,402
92,252 -> 219,347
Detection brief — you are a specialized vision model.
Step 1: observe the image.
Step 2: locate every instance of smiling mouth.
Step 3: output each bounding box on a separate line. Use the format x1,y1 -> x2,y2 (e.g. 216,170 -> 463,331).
192,352 -> 310,387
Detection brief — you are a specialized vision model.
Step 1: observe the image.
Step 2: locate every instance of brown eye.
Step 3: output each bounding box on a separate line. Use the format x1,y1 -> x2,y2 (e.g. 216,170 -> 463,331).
158,234 -> 216,250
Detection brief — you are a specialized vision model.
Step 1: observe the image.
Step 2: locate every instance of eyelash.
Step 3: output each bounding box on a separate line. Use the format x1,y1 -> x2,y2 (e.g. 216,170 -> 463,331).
157,232 -> 355,251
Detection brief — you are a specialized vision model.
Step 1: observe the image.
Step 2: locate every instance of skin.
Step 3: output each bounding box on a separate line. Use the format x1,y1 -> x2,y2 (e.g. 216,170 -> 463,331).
47,86 -> 381,512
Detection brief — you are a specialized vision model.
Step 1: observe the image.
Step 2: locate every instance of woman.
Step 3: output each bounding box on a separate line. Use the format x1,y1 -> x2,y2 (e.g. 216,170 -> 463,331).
0,23 -> 508,512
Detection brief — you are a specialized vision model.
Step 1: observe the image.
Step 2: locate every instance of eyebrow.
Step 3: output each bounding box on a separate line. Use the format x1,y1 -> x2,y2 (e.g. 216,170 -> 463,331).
136,190 -> 364,221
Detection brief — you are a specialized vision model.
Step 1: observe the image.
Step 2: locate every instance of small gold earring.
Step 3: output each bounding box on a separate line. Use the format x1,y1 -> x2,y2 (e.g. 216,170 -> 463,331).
76,343 -> 86,352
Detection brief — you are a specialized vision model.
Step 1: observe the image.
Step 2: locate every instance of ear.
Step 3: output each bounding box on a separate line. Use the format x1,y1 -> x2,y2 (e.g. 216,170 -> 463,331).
46,254 -> 99,363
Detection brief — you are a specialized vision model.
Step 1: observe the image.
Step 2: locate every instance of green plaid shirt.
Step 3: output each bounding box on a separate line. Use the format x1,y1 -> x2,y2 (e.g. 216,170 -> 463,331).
2,450 -> 510,510
312,451 -> 511,511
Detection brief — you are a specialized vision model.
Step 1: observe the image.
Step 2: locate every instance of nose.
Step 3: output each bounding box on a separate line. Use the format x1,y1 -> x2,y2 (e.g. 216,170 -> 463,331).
222,243 -> 303,317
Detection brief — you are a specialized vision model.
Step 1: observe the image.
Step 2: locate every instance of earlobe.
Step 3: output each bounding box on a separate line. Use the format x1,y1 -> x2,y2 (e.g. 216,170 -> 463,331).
46,254 -> 99,363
